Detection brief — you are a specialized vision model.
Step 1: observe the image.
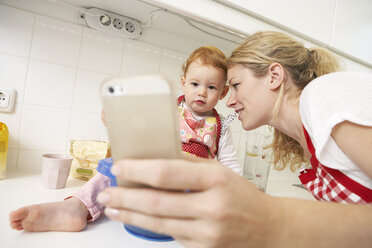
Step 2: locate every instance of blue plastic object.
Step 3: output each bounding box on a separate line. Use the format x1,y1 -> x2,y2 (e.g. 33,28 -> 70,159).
96,158 -> 117,186
96,158 -> 174,242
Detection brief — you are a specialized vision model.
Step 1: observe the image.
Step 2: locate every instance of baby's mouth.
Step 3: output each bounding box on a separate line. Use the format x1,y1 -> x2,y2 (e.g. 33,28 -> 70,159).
194,100 -> 205,105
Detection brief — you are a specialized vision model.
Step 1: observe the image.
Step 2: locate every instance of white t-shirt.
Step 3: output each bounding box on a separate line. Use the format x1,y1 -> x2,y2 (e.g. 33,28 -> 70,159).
217,115 -> 242,175
300,71 -> 372,189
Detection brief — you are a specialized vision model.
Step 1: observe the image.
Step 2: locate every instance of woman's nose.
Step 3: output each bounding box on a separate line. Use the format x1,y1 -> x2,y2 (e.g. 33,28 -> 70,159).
226,92 -> 236,108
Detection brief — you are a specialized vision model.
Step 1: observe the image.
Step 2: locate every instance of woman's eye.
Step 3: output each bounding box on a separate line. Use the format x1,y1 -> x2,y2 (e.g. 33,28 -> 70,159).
232,83 -> 240,89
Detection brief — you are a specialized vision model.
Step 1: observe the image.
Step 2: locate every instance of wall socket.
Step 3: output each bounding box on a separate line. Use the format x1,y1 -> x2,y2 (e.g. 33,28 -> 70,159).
0,89 -> 16,113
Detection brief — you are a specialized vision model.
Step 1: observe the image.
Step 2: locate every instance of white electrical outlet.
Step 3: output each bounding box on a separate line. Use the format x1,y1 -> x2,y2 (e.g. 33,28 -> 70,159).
0,89 -> 16,113
84,8 -> 141,39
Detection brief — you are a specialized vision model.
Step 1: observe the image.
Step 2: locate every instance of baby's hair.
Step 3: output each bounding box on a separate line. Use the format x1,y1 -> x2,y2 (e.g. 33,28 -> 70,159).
182,46 -> 227,82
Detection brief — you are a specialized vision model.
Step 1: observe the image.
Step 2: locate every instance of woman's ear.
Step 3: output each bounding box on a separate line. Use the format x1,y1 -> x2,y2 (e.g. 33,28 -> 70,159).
219,85 -> 229,99
268,63 -> 284,90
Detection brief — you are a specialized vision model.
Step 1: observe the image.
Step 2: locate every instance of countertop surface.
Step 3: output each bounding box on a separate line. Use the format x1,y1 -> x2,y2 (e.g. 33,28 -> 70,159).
0,169 -> 313,248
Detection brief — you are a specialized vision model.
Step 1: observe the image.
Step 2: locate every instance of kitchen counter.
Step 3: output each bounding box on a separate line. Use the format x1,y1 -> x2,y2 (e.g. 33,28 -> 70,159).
0,169 -> 313,248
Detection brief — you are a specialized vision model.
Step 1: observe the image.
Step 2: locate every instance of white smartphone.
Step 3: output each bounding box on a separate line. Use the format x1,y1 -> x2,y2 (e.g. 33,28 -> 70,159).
100,75 -> 183,187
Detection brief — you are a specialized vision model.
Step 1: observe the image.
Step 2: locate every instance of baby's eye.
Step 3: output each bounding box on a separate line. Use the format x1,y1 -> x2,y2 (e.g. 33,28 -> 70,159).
208,86 -> 217,90
191,82 -> 198,87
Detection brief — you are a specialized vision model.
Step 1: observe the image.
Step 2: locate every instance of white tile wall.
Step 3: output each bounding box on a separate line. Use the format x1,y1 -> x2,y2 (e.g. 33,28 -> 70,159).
19,105 -> 70,151
72,70 -> 111,113
159,48 -> 188,90
31,15 -> 82,66
121,39 -> 162,76
0,5 -> 34,57
68,111 -> 108,142
24,60 -> 76,108
1,2 -> 370,175
79,28 -> 125,74
0,53 -> 28,103
17,149 -> 47,173
0,4 -> 246,173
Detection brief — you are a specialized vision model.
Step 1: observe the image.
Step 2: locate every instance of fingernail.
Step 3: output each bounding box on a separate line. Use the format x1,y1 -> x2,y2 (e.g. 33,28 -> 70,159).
111,165 -> 121,176
97,192 -> 110,204
105,207 -> 119,217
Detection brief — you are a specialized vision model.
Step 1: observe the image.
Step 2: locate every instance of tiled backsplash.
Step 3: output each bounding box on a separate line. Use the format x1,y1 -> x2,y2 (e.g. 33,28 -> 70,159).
0,4 -> 247,172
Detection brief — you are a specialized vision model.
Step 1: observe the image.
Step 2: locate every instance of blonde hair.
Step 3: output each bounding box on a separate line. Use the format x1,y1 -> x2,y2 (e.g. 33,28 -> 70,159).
227,31 -> 340,171
182,46 -> 227,82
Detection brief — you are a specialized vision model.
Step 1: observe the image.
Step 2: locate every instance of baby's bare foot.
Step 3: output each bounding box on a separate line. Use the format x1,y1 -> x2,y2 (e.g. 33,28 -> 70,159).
9,197 -> 89,232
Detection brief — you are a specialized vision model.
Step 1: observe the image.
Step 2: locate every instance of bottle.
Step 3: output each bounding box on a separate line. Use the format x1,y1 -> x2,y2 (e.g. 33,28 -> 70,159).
0,122 -> 9,179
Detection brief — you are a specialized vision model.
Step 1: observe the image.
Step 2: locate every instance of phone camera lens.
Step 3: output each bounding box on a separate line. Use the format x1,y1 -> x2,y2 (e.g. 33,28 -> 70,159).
108,87 -> 114,94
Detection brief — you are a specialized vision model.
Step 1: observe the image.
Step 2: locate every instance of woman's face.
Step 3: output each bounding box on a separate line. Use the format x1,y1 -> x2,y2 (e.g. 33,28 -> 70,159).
226,64 -> 276,131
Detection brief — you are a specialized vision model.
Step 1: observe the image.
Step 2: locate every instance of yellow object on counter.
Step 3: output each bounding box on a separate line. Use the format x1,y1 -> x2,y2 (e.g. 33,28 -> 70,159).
69,140 -> 110,181
0,122 -> 9,180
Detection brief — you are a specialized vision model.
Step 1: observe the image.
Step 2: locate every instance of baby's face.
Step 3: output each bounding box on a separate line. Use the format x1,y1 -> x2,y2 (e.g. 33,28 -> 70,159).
181,60 -> 227,116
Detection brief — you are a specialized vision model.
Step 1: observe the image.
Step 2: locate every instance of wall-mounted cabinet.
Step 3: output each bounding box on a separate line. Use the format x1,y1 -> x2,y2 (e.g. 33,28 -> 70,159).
217,0 -> 372,67
142,0 -> 372,69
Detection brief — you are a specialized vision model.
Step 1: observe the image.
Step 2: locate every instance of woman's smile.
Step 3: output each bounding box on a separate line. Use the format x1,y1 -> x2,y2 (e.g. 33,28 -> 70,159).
235,108 -> 244,120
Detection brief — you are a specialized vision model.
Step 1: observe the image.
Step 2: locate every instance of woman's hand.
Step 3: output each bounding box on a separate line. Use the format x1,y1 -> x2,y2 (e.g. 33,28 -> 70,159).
97,159 -> 283,248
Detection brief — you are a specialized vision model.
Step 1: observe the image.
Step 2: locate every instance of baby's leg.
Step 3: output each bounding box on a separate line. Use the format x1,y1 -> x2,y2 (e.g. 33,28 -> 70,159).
9,197 -> 89,232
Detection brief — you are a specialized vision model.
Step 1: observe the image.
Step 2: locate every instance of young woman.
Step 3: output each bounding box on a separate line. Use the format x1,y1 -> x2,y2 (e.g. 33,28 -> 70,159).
96,31 -> 372,248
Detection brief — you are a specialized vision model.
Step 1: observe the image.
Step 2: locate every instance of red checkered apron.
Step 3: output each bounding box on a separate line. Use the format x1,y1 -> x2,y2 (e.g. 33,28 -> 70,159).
299,126 -> 372,204
177,95 -> 221,159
